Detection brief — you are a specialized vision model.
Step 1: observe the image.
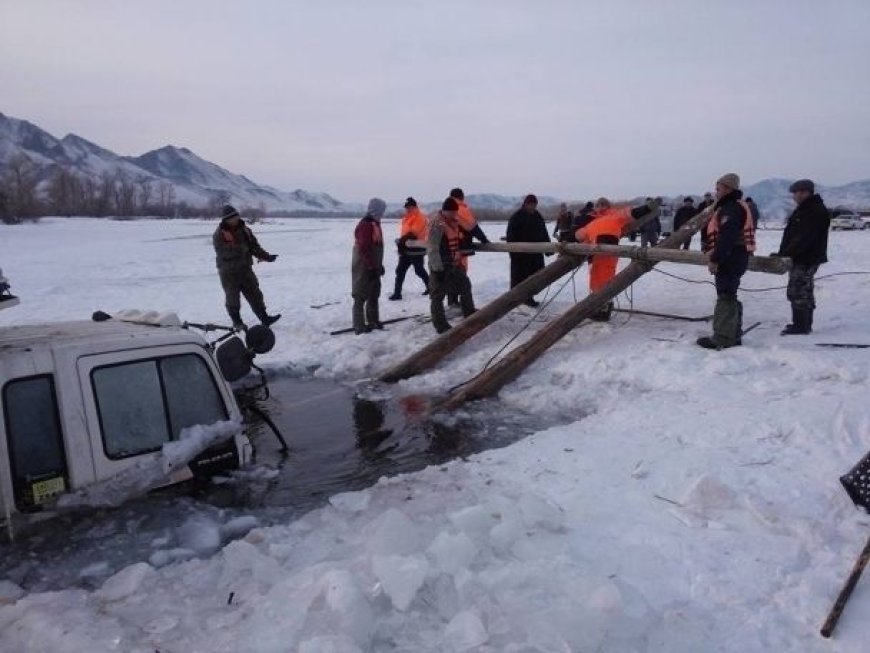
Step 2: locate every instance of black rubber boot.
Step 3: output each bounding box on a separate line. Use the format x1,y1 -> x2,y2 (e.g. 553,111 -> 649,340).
781,307 -> 811,335
388,293 -> 402,301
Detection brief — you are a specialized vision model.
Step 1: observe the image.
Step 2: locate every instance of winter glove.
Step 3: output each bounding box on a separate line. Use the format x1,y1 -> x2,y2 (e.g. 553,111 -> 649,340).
380,265 -> 386,276
264,254 -> 278,262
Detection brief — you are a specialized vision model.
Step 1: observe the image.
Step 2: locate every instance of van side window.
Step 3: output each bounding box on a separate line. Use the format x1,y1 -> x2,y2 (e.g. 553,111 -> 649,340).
3,375 -> 68,507
161,355 -> 227,436
91,354 -> 228,460
92,361 -> 169,458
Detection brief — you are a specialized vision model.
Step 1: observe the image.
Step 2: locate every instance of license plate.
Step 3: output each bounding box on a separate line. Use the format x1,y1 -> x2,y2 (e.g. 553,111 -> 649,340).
31,476 -> 66,504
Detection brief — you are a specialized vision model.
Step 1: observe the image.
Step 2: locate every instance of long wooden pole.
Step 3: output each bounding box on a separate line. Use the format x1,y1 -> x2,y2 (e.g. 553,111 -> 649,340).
405,240 -> 790,275
820,534 -> 870,638
379,254 -> 584,383
435,210 -> 714,410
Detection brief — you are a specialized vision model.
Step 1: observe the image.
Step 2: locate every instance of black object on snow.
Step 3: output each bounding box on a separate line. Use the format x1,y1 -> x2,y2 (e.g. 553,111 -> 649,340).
840,450 -> 870,512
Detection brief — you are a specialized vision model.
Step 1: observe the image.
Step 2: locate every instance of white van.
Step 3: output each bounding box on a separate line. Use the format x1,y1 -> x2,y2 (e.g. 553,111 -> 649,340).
0,317 -> 252,521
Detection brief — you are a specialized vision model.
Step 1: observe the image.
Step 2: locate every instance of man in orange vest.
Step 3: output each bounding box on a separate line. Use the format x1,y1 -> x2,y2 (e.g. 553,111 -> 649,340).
696,173 -> 756,350
575,197 -> 635,321
388,197 -> 430,300
447,188 -> 489,307
427,197 -> 476,333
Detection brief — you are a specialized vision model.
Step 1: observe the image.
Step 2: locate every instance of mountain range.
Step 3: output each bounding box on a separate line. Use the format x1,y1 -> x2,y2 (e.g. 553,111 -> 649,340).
1,110 -> 868,219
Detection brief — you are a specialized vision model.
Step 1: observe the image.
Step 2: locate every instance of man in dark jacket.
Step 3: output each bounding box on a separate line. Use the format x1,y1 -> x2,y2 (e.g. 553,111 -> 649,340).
352,198 -> 386,334
673,197 -> 696,250
213,204 -> 280,330
697,174 -> 756,350
775,179 -> 830,335
507,194 -> 551,307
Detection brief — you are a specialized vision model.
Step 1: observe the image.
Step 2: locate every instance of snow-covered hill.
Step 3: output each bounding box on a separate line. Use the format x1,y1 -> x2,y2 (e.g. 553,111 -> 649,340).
0,112 -> 344,212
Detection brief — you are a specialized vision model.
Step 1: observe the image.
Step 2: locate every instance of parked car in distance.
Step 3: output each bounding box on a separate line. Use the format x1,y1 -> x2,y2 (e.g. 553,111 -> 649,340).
831,214 -> 865,230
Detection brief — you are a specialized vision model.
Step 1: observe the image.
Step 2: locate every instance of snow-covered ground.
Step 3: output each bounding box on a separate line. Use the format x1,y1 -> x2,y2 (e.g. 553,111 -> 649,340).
1,217 -> 869,652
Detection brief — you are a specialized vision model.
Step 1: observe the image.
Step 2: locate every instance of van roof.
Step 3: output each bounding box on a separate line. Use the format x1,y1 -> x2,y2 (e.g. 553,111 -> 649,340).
0,319 -> 208,356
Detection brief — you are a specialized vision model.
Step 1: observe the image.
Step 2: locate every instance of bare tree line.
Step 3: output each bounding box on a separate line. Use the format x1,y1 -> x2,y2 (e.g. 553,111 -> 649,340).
0,154 -> 268,224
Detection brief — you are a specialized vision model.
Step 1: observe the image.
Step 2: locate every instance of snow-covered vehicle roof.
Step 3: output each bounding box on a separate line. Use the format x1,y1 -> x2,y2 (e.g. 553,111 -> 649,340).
0,319 -> 207,357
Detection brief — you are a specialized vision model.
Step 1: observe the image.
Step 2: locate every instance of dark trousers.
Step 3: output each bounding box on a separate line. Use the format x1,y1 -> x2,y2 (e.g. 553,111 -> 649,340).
786,264 -> 819,310
509,253 -> 545,288
219,267 -> 267,321
430,267 -> 474,331
352,276 -> 381,331
393,254 -> 429,295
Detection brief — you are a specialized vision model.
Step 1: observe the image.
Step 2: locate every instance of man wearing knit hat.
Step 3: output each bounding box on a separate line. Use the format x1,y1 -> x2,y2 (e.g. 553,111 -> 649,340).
697,173 -> 756,350
427,197 -> 477,333
388,197 -> 430,301
774,179 -> 830,335
212,204 -> 280,330
351,198 -> 386,334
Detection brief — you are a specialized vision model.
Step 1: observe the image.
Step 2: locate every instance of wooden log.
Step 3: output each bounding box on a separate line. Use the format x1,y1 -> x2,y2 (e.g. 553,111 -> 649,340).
378,254 -> 584,383
406,240 -> 791,275
436,209 -> 713,410
820,534 -> 870,638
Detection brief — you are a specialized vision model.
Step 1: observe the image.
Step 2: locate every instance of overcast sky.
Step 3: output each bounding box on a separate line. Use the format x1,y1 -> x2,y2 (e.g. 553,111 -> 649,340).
2,0 -> 868,202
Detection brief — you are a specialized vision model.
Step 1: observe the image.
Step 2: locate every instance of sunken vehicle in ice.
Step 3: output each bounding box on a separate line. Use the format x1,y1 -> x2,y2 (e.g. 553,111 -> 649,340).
0,309 -> 256,522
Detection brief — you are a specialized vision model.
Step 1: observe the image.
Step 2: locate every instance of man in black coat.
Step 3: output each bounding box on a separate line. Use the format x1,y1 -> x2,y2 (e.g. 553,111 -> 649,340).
774,179 -> 830,335
506,194 -> 551,307
697,174 -> 755,350
673,197 -> 696,250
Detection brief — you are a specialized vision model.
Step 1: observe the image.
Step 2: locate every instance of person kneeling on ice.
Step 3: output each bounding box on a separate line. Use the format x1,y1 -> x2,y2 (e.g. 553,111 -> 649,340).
773,179 -> 830,335
388,197 -> 430,301
213,204 -> 280,330
696,173 -> 756,350
352,198 -> 387,335
575,197 -> 635,322
427,197 -> 476,334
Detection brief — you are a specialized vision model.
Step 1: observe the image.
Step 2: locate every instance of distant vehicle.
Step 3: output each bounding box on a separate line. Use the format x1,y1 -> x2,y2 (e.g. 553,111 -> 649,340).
830,214 -> 864,230
860,216 -> 870,229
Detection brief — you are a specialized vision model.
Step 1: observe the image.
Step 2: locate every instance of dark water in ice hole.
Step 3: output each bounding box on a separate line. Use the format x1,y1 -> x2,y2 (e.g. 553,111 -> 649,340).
0,375 -> 544,592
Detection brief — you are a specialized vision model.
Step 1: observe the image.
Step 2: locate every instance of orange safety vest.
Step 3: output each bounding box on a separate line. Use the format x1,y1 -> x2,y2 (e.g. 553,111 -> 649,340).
400,207 -> 429,242
704,200 -> 756,255
576,207 -> 632,244
441,217 -> 464,266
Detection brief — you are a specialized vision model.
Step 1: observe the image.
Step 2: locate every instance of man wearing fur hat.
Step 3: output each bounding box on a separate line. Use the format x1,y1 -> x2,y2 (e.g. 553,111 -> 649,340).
697,173 -> 756,350
213,204 -> 280,330
427,197 -> 477,334
352,198 -> 387,335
